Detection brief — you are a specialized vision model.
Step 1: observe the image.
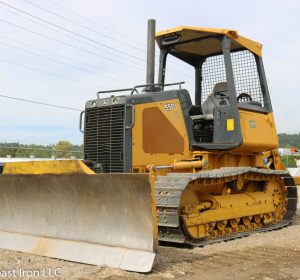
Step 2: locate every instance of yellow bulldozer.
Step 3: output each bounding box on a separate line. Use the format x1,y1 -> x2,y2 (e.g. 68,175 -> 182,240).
0,20 -> 298,273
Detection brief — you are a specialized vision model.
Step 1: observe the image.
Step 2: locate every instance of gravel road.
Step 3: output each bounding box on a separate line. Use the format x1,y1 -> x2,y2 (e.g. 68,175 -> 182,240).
0,189 -> 298,280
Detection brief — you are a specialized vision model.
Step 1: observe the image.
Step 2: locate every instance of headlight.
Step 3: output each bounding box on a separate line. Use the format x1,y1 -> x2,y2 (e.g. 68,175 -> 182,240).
112,97 -> 119,104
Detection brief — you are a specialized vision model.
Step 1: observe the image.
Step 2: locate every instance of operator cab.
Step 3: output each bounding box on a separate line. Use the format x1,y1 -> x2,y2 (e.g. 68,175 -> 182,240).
156,27 -> 272,150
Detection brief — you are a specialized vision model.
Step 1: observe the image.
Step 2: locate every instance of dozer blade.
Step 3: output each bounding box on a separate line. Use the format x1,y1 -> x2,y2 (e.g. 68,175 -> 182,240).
0,173 -> 157,272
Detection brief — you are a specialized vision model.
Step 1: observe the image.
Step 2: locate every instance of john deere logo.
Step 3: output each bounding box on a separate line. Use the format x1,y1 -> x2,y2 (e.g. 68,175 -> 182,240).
249,120 -> 256,128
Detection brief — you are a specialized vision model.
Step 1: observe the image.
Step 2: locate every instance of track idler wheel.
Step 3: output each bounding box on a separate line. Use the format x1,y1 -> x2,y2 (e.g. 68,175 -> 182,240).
253,214 -> 263,224
229,218 -> 240,229
206,222 -> 216,232
216,220 -> 227,231
242,216 -> 252,226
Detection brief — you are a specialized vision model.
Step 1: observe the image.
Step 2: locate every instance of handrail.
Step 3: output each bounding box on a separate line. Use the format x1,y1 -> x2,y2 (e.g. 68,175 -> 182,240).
79,111 -> 85,133
96,82 -> 185,98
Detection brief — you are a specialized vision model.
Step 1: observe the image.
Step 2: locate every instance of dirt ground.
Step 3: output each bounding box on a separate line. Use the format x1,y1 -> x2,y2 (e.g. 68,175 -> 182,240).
0,190 -> 299,280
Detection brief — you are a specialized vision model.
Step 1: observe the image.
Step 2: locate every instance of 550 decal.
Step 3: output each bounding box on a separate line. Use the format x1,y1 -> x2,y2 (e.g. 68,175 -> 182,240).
164,103 -> 176,111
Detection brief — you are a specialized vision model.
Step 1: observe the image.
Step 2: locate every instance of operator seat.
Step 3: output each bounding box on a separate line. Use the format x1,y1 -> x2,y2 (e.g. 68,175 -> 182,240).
190,82 -> 229,143
202,82 -> 229,115
190,82 -> 229,120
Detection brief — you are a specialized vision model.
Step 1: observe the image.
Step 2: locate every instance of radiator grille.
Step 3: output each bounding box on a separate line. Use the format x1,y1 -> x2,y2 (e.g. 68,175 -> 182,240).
84,105 -> 125,173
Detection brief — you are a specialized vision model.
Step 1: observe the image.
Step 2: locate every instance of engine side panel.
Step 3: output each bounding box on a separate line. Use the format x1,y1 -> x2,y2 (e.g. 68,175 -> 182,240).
132,98 -> 191,171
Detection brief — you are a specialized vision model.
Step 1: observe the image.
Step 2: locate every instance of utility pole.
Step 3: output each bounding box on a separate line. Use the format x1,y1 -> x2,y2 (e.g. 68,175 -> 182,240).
52,145 -> 56,160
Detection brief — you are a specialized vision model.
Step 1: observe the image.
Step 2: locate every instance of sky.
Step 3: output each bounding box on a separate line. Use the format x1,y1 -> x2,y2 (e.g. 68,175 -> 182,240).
0,0 -> 299,145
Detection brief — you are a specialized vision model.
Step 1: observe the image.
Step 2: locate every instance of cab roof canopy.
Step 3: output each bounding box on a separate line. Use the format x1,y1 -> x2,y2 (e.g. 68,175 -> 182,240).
155,26 -> 262,65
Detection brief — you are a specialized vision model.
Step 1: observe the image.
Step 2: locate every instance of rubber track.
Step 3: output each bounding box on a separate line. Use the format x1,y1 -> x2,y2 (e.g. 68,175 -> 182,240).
155,168 -> 298,247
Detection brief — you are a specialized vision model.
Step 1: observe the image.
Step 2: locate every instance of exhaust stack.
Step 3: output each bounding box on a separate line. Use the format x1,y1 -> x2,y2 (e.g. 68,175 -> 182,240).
146,19 -> 156,91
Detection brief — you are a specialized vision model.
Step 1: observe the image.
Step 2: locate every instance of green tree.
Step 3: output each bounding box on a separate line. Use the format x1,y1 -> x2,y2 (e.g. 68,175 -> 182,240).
278,133 -> 300,148
0,142 -> 83,159
54,141 -> 74,158
280,155 -> 297,168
